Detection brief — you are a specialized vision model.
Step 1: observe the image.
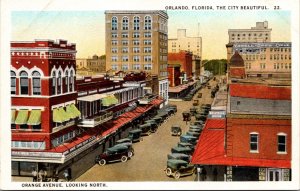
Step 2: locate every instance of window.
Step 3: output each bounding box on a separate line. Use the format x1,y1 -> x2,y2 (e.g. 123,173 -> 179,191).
133,47 -> 140,53
112,64 -> 118,71
277,133 -> 286,153
133,32 -> 140,38
122,16 -> 128,30
144,40 -> 151,45
133,55 -> 140,62
121,32 -> 128,38
260,63 -> 266,69
57,71 -> 62,94
144,55 -> 152,62
144,32 -> 152,38
144,47 -> 152,53
133,40 -> 140,45
111,33 -> 118,38
133,64 -> 141,70
122,47 -> 129,53
20,71 -> 28,95
111,48 -> 118,53
111,40 -> 118,45
51,71 -> 56,95
144,64 -> 152,70
69,70 -> 73,92
65,71 -> 69,93
32,71 -> 41,95
250,133 -> 259,152
11,71 -> 16,95
111,56 -> 118,62
133,16 -> 140,30
112,17 -> 117,30
121,64 -> 129,71
122,40 -> 128,46
144,16 -> 152,30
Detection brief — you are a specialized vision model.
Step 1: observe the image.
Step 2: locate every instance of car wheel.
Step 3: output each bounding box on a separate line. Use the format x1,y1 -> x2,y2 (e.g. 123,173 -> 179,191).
121,156 -> 128,162
165,168 -> 172,176
174,171 -> 181,179
128,151 -> 133,158
98,159 -> 106,166
178,132 -> 182,136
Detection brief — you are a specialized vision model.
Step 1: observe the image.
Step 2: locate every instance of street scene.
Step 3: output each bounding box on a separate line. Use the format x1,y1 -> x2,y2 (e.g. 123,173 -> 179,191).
8,7 -> 292,186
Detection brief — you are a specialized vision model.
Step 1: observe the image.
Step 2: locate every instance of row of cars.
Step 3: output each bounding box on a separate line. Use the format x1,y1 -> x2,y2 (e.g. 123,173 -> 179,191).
165,120 -> 204,179
95,104 -> 178,166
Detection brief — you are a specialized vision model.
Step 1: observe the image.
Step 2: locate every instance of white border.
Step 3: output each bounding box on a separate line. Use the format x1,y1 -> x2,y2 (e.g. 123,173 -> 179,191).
1,0 -> 299,190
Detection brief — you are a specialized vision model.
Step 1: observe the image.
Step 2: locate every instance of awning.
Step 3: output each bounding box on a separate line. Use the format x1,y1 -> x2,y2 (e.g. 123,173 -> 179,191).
11,109 -> 16,124
53,108 -> 70,123
77,94 -> 108,102
102,95 -> 118,107
66,104 -> 81,119
27,110 -> 41,125
15,110 -> 28,125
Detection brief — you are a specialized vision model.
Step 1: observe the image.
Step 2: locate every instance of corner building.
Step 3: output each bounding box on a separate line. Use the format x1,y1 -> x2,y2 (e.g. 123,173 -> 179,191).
105,10 -> 169,104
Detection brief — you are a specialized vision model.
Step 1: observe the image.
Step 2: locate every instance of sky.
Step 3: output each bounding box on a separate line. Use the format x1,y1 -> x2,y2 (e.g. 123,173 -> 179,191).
11,10 -> 291,59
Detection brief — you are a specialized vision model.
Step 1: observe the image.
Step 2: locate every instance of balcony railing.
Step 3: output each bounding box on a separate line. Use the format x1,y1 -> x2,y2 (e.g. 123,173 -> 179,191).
78,111 -> 113,128
138,94 -> 157,105
52,120 -> 76,133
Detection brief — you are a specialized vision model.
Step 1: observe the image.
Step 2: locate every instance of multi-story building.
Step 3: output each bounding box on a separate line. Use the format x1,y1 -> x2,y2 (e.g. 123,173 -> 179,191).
105,10 -> 169,104
226,42 -> 291,78
228,21 -> 272,43
168,51 -> 193,82
76,58 -> 88,70
87,55 -> 106,73
168,29 -> 202,77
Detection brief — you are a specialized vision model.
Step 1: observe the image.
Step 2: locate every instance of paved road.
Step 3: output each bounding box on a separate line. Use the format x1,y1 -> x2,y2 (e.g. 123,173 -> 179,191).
76,79 -> 218,182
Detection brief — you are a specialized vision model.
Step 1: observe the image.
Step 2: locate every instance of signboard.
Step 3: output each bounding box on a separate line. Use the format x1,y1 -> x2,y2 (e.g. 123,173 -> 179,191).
259,168 -> 266,181
208,110 -> 226,118
226,166 -> 233,181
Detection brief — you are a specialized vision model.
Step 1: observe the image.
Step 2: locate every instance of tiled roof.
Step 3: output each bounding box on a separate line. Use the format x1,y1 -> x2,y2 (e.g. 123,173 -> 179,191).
230,83 -> 291,100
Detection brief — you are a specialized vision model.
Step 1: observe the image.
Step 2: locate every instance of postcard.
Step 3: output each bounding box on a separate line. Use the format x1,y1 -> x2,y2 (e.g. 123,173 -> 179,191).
0,0 -> 299,190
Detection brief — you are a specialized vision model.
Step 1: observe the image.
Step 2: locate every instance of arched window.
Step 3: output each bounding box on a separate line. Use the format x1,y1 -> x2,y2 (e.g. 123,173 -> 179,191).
69,70 -> 73,92
122,16 -> 128,30
32,71 -> 41,95
65,70 -> 69,93
57,71 -> 62,94
11,71 -> 16,95
144,16 -> 152,30
51,71 -> 56,95
133,16 -> 140,30
112,17 -> 117,30
20,71 -> 28,95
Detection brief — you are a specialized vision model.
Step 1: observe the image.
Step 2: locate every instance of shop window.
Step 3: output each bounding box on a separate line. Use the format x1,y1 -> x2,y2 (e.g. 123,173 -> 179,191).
11,71 -> 16,95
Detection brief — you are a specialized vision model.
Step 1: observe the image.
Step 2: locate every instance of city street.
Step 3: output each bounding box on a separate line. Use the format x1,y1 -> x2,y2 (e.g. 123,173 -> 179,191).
76,79 -> 217,182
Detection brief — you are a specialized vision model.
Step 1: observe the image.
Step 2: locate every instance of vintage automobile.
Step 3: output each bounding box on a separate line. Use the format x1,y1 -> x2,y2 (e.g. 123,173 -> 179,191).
113,142 -> 134,157
197,92 -> 202,98
171,146 -> 193,155
177,142 -> 194,150
116,138 -> 132,144
138,123 -> 152,136
182,111 -> 191,122
193,99 -> 199,106
187,131 -> 201,137
165,159 -> 195,179
167,153 -> 191,162
152,116 -> 163,125
180,135 -> 198,144
189,107 -> 197,116
166,104 -> 178,113
191,120 -> 204,126
197,109 -> 209,115
128,129 -> 143,142
188,127 -> 202,133
95,145 -> 133,166
145,120 -> 158,133
195,113 -> 207,121
156,111 -> 169,121
201,104 -> 211,110
171,125 -> 182,136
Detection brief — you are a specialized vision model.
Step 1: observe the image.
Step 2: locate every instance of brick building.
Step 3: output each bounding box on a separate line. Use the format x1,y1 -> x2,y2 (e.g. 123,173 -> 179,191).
167,64 -> 181,87
168,51 -> 193,82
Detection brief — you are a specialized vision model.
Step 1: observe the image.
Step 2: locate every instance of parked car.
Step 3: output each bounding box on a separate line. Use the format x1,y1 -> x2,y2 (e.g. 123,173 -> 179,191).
177,142 -> 194,150
156,111 -> 169,121
187,131 -> 201,137
180,135 -> 198,144
145,120 -> 158,133
189,107 -> 197,116
166,104 -> 178,112
188,128 -> 202,133
191,120 -> 204,126
116,138 -> 132,144
152,116 -> 163,125
171,125 -> 182,136
128,129 -> 143,142
167,153 -> 191,162
95,145 -> 133,166
138,124 -> 152,136
195,114 -> 207,121
165,159 -> 195,179
114,142 -> 134,157
171,146 -> 193,155
182,111 -> 191,121
193,99 -> 199,106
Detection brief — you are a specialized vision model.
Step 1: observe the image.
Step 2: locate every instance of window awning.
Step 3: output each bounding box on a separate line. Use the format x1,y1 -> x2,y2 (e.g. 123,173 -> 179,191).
15,110 -> 28,125
102,95 -> 118,107
27,110 -> 41,125
77,94 -> 108,102
11,109 -> 16,124
66,104 -> 81,119
53,108 -> 70,123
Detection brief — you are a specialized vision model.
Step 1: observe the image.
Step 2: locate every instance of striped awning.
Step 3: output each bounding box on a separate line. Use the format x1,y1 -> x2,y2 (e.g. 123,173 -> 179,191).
66,104 -> 81,119
15,110 -> 29,125
27,110 -> 41,125
11,109 -> 16,124
53,107 -> 70,123
102,95 -> 118,107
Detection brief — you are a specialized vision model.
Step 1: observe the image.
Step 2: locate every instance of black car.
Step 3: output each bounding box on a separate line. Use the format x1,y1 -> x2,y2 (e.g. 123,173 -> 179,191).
95,145 -> 133,166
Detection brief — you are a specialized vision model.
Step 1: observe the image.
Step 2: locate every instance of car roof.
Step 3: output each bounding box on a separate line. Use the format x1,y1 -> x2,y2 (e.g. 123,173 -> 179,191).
172,146 -> 192,151
129,129 -> 142,133
178,142 -> 193,146
168,153 -> 189,158
116,138 -> 132,143
107,145 -> 128,152
181,135 -> 197,139
167,159 -> 188,165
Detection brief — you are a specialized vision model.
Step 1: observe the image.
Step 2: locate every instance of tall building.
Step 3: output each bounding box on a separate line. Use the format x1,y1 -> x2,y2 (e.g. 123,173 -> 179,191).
168,29 -> 202,77
105,10 -> 169,104
228,21 -> 272,43
226,42 -> 291,78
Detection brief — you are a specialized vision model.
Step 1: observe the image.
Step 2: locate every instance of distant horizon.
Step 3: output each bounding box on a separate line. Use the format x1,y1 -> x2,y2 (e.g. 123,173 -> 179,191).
12,10 -> 291,60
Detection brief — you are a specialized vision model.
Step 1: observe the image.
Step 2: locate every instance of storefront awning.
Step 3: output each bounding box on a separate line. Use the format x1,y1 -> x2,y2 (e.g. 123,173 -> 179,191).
27,110 -> 41,125
66,104 -> 81,119
77,94 -> 108,102
11,109 -> 16,124
53,108 -> 70,123
102,95 -> 118,107
15,110 -> 29,125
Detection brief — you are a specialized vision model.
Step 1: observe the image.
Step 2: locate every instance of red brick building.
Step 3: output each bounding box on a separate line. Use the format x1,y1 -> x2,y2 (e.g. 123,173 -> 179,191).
168,51 -> 193,82
167,64 -> 181,87
229,51 -> 246,79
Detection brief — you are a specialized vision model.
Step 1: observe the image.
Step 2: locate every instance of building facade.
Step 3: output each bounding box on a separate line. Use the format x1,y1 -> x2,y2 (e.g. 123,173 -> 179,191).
228,21 -> 272,43
87,55 -> 106,73
105,10 -> 169,104
226,42 -> 291,78
168,51 -> 193,82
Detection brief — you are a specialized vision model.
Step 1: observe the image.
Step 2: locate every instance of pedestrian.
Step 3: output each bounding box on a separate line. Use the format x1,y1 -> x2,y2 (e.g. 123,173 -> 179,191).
38,169 -> 44,182
213,168 -> 218,181
43,170 -> 47,182
200,167 -> 207,181
63,169 -> 70,181
32,169 -> 37,182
